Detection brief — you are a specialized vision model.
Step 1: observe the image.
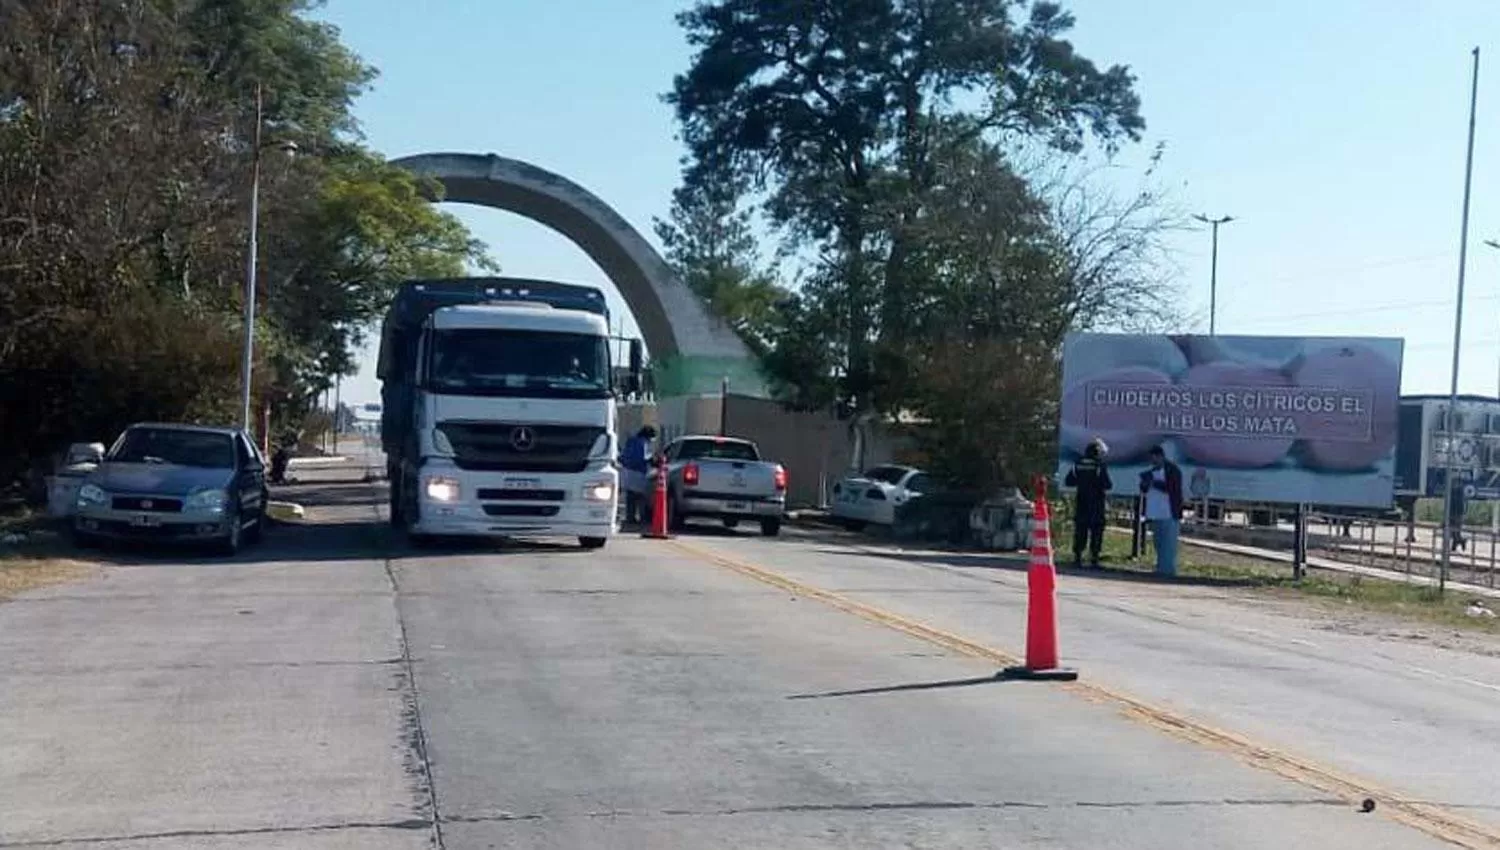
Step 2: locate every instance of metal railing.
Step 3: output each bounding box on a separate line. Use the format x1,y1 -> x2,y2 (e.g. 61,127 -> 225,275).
1077,495 -> 1500,588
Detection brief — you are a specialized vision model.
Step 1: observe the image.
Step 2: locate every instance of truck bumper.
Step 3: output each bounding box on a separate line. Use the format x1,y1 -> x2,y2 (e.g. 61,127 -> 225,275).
678,495 -> 785,519
411,466 -> 618,541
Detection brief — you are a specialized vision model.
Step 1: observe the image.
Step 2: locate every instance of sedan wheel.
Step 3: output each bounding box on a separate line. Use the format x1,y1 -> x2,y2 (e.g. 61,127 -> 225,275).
215,508 -> 243,556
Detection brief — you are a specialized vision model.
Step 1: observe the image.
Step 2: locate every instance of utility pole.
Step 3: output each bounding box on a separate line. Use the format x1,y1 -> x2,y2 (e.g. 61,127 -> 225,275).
1483,237 -> 1500,398
1484,237 -> 1500,537
1193,214 -> 1234,335
1440,46 -> 1482,594
239,83 -> 297,438
239,83 -> 264,433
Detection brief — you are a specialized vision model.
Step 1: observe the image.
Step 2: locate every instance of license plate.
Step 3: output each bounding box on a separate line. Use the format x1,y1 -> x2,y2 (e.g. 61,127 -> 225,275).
502,478 -> 541,489
725,501 -> 750,513
131,514 -> 161,528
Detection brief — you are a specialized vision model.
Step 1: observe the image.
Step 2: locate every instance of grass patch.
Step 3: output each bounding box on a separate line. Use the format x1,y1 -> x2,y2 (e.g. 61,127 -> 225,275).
0,554 -> 94,599
0,509 -> 96,599
1056,516 -> 1500,635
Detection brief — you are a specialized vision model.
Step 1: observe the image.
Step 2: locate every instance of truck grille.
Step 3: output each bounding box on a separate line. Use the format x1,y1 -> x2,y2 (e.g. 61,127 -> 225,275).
438,423 -> 604,474
476,488 -> 567,502
483,504 -> 561,518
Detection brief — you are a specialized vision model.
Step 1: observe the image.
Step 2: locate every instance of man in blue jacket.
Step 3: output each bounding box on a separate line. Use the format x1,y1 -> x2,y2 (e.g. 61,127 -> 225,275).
619,425 -> 657,525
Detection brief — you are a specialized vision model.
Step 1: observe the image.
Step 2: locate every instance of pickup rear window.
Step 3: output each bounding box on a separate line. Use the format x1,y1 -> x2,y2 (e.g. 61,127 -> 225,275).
674,439 -> 759,462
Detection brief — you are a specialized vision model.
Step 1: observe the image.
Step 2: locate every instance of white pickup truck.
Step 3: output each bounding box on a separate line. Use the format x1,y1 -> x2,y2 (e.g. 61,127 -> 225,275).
656,435 -> 787,536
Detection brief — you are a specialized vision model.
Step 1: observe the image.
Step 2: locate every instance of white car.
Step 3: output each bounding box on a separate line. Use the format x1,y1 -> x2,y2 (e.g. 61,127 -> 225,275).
829,465 -> 931,529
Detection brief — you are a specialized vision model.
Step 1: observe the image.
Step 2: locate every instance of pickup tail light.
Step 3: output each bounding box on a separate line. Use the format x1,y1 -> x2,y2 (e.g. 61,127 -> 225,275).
774,464 -> 788,492
683,462 -> 700,486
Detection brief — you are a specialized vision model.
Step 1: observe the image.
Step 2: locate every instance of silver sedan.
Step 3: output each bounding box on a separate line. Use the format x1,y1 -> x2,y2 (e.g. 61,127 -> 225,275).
72,423 -> 269,555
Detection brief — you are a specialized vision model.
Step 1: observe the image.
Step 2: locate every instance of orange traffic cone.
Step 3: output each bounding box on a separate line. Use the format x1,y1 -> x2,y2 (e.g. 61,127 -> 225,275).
641,454 -> 671,540
1000,476 -> 1078,681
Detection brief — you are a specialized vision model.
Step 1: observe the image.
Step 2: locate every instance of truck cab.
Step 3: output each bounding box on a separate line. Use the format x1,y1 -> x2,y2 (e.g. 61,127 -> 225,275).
377,278 -> 641,549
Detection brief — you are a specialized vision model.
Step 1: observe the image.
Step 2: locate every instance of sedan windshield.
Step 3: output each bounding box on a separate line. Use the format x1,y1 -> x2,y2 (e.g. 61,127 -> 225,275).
426,329 -> 610,399
109,429 -> 236,468
864,467 -> 912,485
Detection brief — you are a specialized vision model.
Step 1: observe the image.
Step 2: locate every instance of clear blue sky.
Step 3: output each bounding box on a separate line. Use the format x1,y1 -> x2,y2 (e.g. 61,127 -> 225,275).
318,0 -> 1500,407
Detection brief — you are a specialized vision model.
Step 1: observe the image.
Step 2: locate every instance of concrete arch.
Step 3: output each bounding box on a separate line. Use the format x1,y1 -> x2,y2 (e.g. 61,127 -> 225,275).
392,152 -> 765,397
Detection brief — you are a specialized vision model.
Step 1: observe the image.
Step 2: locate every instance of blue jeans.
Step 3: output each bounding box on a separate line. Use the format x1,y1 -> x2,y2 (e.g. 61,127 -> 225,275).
1151,518 -> 1179,577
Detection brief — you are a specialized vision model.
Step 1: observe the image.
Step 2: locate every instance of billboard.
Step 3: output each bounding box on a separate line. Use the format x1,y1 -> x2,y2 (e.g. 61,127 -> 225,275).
1057,333 -> 1404,508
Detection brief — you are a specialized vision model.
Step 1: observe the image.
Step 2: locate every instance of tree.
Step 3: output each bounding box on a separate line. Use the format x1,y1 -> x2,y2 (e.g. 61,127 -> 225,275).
653,169 -> 787,356
261,148 -> 495,426
668,0 -> 1145,413
0,0 -> 492,486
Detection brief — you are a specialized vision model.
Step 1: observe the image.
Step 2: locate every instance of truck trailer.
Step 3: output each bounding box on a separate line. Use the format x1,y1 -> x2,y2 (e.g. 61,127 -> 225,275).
376,277 -> 641,549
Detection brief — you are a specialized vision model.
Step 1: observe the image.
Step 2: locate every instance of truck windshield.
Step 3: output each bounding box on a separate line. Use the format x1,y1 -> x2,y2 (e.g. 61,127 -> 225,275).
426,329 -> 611,399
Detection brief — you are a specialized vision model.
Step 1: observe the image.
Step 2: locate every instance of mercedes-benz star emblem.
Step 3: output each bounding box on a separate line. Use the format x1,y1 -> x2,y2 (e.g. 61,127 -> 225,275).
510,426 -> 537,452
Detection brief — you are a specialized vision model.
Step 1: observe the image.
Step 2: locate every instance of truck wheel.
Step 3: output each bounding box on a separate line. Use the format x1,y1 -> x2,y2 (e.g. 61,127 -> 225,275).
722,518 -> 741,529
579,536 -> 607,550
760,517 -> 782,537
399,473 -> 437,548
388,474 -> 404,529
668,497 -> 687,532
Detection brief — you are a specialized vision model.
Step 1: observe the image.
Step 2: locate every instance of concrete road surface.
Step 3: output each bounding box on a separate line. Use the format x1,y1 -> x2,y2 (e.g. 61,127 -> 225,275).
0,483 -> 1483,849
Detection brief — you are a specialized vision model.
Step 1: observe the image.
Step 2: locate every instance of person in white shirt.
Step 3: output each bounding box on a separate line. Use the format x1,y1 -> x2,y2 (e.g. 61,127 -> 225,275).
1137,445 -> 1183,577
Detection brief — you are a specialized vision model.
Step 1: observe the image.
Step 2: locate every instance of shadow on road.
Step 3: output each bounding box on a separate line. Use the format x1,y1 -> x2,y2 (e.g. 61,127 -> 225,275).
787,674 -> 1010,700
77,518 -> 389,567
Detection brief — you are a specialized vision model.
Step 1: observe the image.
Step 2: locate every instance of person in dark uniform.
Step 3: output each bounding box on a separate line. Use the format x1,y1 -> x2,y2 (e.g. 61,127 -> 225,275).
1065,438 -> 1112,568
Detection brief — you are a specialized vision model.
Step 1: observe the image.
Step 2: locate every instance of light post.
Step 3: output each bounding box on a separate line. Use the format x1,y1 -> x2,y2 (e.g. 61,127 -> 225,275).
239,82 -> 297,435
1484,238 -> 1500,536
1439,46 -> 1481,594
1484,237 -> 1500,398
1193,214 -> 1234,335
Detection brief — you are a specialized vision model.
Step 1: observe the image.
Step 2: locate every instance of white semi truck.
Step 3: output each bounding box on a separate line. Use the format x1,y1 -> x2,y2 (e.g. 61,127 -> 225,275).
377,278 -> 641,549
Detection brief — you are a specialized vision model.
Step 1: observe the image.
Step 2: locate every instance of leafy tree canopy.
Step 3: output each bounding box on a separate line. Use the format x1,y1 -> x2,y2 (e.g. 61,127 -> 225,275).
0,0 -> 492,484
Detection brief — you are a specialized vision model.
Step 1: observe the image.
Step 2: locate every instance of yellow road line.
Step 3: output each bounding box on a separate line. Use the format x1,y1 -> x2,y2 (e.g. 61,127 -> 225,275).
668,537 -> 1500,850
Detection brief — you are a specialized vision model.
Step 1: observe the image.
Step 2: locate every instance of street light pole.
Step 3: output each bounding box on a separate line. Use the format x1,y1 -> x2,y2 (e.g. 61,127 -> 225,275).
239,83 -> 263,432
1484,237 -> 1500,398
1482,237 -> 1500,537
1193,214 -> 1234,335
1439,46 -> 1482,594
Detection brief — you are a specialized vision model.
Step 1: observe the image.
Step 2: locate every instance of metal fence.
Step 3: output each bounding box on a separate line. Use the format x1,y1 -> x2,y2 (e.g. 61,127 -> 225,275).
1080,495 -> 1500,588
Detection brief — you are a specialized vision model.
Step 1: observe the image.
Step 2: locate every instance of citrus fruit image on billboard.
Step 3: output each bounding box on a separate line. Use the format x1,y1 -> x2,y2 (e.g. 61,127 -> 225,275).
1056,333 -> 1404,508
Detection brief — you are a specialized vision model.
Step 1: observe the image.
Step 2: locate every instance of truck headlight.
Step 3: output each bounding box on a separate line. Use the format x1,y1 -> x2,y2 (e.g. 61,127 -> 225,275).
185,488 -> 229,513
424,475 -> 460,502
431,429 -> 455,456
582,478 -> 615,502
76,483 -> 108,506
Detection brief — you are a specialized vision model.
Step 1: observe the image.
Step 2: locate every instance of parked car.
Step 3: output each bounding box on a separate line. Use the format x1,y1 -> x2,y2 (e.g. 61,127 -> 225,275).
830,464 -> 931,529
654,435 -> 787,536
72,423 -> 269,555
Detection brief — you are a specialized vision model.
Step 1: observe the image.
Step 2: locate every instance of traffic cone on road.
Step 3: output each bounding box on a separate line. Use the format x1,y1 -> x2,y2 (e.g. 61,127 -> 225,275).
641,454 -> 671,540
1000,476 -> 1078,681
